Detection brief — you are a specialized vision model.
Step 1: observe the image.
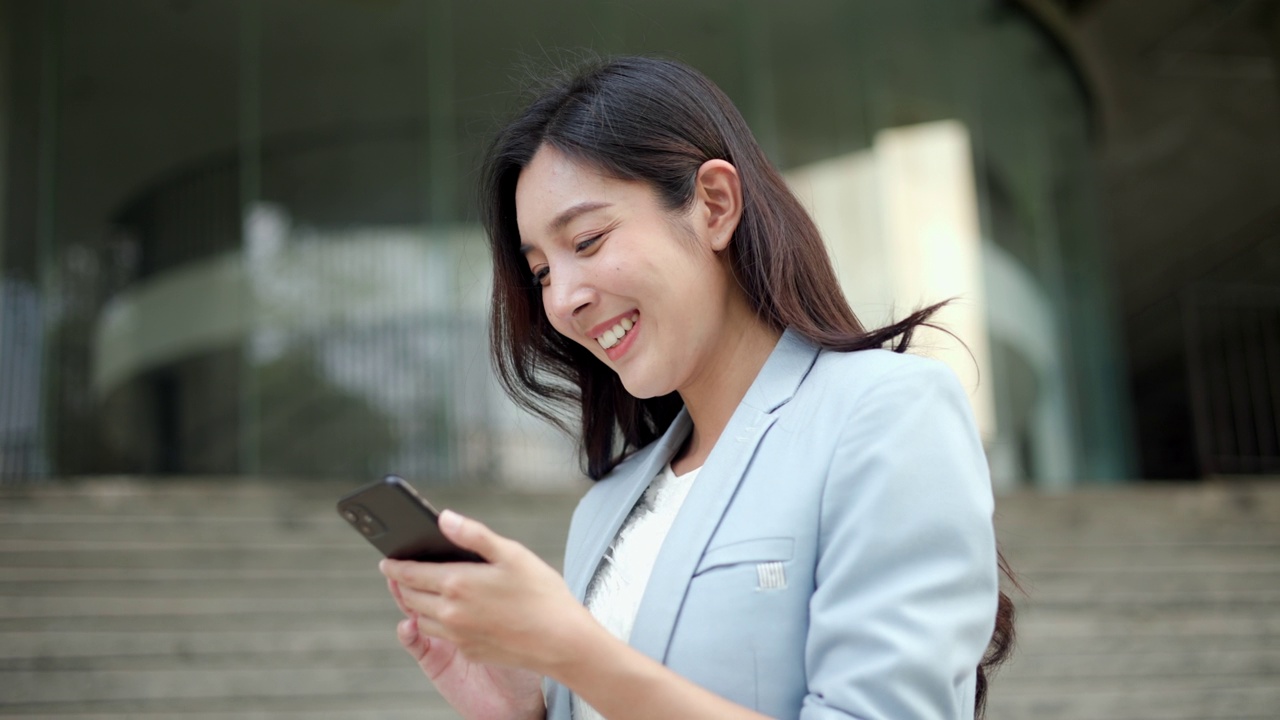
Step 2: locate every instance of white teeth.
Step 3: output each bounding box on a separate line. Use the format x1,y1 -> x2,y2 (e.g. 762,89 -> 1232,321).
596,315 -> 638,350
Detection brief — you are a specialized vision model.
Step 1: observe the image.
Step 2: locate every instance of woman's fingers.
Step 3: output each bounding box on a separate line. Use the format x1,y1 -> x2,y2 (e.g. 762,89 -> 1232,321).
386,577 -> 413,618
394,580 -> 452,620
405,620 -> 468,682
437,510 -> 509,563
402,611 -> 464,681
382,560 -> 470,638
396,615 -> 458,681
396,616 -> 427,658
380,557 -> 452,593
413,613 -> 452,646
380,528 -> 580,672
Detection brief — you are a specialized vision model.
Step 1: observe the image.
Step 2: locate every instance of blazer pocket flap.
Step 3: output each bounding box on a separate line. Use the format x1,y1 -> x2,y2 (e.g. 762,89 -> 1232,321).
694,537 -> 794,575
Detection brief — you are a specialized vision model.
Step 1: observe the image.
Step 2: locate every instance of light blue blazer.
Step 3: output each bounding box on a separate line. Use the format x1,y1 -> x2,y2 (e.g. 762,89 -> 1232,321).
546,329 -> 999,719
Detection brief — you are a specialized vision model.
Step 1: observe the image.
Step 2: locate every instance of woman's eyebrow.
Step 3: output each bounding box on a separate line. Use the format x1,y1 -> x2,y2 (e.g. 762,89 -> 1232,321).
548,201 -> 611,234
520,201 -> 614,255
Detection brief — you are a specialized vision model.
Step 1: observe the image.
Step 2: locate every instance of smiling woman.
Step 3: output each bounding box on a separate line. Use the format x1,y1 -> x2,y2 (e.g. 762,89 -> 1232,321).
514,147 -> 766,413
378,56 -> 1016,720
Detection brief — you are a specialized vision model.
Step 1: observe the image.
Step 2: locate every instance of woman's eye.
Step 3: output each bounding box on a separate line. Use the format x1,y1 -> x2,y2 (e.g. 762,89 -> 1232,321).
532,267 -> 550,286
575,233 -> 604,253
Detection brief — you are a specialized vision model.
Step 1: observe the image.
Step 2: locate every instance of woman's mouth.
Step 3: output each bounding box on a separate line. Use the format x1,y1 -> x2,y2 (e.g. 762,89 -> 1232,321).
596,313 -> 639,350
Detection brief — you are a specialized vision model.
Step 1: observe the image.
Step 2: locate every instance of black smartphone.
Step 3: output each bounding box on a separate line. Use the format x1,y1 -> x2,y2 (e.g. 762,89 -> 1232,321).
337,475 -> 483,563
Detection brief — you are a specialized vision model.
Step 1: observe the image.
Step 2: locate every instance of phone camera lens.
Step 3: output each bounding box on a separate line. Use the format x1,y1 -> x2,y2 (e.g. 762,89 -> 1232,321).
340,502 -> 385,539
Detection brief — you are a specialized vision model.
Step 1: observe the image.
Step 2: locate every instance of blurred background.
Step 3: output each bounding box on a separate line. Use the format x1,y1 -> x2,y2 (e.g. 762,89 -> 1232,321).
0,0 -> 1277,718
2,0 -> 1278,489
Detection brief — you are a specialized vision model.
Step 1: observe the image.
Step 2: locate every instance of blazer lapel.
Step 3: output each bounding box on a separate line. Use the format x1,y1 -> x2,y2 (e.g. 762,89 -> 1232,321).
565,409 -> 693,602
629,329 -> 820,663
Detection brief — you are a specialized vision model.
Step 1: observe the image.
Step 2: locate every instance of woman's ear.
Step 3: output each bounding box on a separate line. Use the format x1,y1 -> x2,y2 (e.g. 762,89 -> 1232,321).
693,159 -> 742,253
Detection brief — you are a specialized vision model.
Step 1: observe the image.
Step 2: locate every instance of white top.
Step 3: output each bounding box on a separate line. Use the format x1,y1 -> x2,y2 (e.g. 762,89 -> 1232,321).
572,462 -> 701,720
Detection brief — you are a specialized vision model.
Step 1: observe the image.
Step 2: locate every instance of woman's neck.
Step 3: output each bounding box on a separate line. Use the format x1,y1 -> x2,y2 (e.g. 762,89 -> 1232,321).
670,316 -> 781,475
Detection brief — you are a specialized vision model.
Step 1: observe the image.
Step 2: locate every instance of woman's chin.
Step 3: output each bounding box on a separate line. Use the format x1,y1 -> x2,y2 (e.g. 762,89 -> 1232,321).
617,375 -> 675,401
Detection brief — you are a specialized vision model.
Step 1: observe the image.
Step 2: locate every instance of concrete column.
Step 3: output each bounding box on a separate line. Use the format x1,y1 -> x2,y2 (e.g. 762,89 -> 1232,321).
238,0 -> 262,474
425,0 -> 459,481
35,0 -> 61,477
875,122 -> 998,449
425,0 -> 455,225
0,0 -> 10,280
737,1 -> 779,164
1268,1 -> 1280,105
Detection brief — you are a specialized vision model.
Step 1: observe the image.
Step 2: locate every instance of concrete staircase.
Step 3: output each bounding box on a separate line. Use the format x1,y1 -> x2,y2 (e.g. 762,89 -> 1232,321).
988,483 -> 1280,719
1,478 -> 1277,719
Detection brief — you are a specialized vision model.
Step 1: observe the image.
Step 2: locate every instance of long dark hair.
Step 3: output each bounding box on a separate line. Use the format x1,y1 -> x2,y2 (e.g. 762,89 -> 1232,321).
480,55 -> 1014,716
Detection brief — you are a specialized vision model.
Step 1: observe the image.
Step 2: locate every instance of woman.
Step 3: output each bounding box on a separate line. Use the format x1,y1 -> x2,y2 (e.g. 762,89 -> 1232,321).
380,56 -> 1015,720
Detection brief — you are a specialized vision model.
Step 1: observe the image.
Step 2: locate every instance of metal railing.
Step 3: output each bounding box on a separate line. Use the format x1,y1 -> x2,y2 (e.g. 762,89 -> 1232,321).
1184,283 -> 1280,476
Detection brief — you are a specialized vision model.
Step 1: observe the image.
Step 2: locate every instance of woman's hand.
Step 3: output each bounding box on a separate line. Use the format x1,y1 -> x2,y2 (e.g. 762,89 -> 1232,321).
386,577 -> 544,720
380,509 -> 595,717
384,510 -> 779,720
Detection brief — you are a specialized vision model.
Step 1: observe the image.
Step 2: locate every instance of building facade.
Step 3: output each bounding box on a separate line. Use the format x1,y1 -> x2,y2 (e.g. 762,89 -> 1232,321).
0,0 -> 1135,488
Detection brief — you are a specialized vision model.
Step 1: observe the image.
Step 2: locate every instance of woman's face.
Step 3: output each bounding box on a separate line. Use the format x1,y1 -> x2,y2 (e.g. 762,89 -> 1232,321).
514,145 -> 743,400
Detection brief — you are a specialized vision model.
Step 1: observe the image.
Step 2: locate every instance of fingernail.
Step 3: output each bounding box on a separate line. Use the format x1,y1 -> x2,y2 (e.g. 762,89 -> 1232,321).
439,509 -> 462,533
378,559 -> 389,574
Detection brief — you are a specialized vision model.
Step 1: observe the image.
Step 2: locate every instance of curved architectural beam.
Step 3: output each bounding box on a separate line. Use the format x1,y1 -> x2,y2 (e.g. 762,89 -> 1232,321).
92,227 -> 487,397
1007,0 -> 1110,139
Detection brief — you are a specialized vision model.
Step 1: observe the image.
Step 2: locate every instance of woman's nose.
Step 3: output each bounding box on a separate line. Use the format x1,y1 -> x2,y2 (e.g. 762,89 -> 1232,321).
544,267 -> 595,322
